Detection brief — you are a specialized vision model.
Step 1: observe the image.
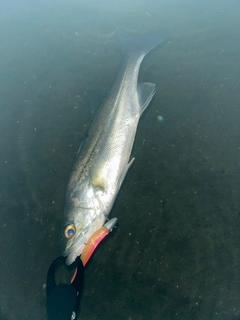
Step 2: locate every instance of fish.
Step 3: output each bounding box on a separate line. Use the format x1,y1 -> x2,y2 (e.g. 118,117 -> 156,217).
62,28 -> 169,265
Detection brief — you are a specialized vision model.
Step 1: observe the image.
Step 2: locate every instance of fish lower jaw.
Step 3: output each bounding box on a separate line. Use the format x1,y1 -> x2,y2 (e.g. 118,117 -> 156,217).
64,235 -> 87,265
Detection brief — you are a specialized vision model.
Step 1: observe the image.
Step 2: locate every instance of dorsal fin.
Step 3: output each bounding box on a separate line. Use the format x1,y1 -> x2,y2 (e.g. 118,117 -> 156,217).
88,87 -> 109,117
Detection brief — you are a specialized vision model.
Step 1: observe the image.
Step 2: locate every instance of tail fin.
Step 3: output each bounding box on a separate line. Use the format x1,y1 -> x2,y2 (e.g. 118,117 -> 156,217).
117,28 -> 169,57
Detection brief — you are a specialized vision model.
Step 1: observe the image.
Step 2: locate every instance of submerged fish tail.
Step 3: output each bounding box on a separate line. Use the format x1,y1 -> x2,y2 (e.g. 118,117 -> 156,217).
117,28 -> 169,57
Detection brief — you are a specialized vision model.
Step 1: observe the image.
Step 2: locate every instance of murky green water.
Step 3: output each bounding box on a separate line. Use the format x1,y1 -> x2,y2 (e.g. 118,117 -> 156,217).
1,1 -> 240,319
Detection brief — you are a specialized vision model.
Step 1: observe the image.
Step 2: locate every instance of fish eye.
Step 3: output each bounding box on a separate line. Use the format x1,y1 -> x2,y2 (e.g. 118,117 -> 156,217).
63,224 -> 76,239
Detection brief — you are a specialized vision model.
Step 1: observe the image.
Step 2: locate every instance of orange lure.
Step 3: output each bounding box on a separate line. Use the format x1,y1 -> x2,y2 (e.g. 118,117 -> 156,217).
80,218 -> 117,266
80,226 -> 109,266
70,218 -> 117,283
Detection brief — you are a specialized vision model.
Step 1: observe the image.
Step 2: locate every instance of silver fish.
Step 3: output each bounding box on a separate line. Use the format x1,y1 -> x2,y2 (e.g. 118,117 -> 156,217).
62,28 -> 168,265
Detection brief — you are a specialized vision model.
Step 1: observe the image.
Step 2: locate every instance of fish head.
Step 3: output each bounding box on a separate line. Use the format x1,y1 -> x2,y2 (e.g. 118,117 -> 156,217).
62,185 -> 106,265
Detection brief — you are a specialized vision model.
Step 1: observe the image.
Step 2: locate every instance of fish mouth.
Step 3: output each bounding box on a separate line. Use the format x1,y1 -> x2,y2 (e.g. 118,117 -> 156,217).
63,233 -> 87,266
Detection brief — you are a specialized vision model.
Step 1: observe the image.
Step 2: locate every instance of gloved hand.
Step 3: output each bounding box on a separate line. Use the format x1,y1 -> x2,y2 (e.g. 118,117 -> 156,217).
46,256 -> 84,320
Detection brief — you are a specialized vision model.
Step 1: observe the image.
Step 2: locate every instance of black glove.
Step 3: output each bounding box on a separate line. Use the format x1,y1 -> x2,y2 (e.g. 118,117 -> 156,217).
46,256 -> 84,320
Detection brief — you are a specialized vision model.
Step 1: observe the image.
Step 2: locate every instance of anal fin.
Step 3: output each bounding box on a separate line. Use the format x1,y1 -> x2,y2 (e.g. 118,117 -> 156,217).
138,82 -> 156,115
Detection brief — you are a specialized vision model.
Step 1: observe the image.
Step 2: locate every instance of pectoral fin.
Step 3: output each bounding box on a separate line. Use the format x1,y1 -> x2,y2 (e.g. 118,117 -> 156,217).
117,157 -> 135,191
